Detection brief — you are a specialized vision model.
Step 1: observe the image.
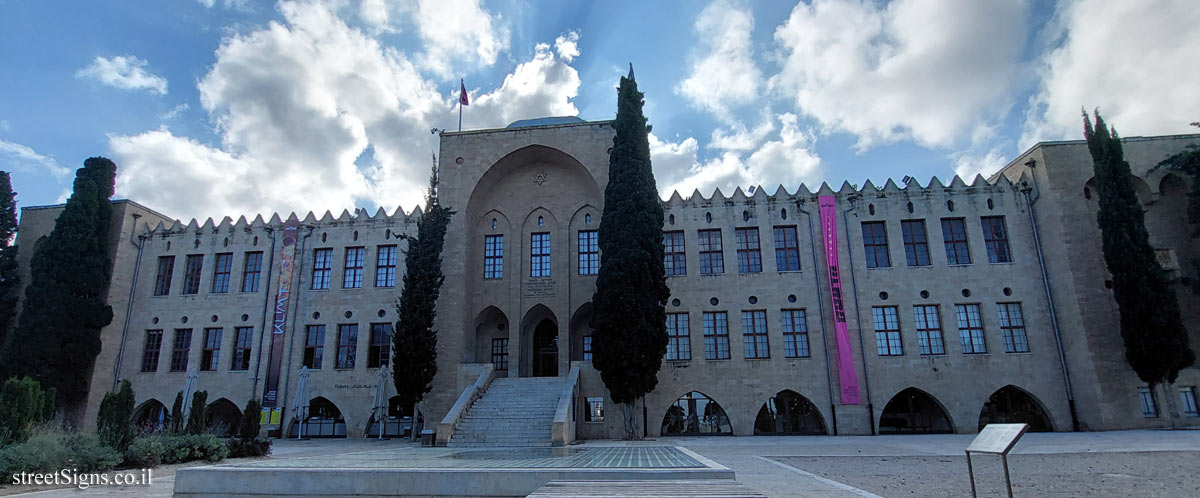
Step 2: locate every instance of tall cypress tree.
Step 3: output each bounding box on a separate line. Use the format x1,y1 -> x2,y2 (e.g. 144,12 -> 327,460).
591,65 -> 670,439
1085,111 -> 1196,421
392,162 -> 453,439
0,172 -> 19,355
1,157 -> 116,408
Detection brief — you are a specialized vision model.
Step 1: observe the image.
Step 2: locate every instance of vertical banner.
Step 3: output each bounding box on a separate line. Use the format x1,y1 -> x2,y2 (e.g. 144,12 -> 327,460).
262,218 -> 299,408
819,196 -> 862,405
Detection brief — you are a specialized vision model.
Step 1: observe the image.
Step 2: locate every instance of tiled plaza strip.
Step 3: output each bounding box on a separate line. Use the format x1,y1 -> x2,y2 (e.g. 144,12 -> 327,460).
172,446 -> 734,497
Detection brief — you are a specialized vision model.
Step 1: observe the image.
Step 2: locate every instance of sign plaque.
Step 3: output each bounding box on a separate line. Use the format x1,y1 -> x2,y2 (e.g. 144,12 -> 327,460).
966,423 -> 1029,498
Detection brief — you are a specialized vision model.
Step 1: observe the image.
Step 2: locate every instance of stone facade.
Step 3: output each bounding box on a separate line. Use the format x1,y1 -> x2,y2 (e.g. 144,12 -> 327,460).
15,119 -> 1200,438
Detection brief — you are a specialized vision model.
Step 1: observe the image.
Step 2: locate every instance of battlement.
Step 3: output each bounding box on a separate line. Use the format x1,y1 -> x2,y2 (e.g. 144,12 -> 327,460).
143,205 -> 421,238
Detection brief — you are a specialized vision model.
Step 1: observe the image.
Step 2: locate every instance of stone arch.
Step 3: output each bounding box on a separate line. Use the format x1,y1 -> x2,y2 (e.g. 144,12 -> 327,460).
569,302 -> 594,362
878,387 -> 955,434
465,145 -> 603,226
661,391 -> 733,436
753,390 -> 827,435
288,396 -> 346,438
1132,175 -> 1153,205
520,304 -> 558,377
204,398 -> 242,436
978,385 -> 1053,432
366,395 -> 424,438
1159,172 -> 1187,197
472,305 -> 510,369
133,399 -> 170,435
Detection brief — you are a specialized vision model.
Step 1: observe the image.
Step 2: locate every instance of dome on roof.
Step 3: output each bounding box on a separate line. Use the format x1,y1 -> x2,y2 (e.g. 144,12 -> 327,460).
506,116 -> 586,128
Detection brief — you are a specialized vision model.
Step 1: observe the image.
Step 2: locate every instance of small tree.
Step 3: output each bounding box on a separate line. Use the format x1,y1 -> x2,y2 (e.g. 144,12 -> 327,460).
1085,111 -> 1196,424
591,66 -> 671,439
0,376 -> 49,444
240,398 -> 262,440
170,391 -> 184,435
0,172 -> 19,356
392,163 -> 453,440
186,390 -> 209,435
97,380 -> 136,452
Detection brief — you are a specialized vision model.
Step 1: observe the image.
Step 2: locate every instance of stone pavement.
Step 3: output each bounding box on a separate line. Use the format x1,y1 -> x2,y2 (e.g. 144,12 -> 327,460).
7,430 -> 1199,497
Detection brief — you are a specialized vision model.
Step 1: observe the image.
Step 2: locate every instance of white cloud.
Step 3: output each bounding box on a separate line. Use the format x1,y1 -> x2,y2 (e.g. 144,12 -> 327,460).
951,146 -> 1009,183
709,119 -> 773,152
196,0 -> 250,10
555,31 -> 580,62
1020,0 -> 1200,148
771,0 -> 1027,150
677,0 -> 761,121
108,0 -> 580,221
160,103 -> 190,120
0,138 -> 71,179
76,55 -> 168,95
411,0 -> 510,77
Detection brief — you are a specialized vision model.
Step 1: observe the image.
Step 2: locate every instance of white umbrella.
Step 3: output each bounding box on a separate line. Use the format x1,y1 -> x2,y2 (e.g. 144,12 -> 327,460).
371,366 -> 390,439
293,366 -> 311,439
179,370 -> 198,425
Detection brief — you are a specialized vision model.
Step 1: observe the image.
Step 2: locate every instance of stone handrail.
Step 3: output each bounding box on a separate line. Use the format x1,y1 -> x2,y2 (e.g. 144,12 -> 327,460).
551,362 -> 581,446
436,363 -> 494,446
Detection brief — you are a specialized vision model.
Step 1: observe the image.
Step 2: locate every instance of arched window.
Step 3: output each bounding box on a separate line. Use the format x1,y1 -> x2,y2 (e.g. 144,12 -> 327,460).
754,390 -> 826,435
978,386 -> 1052,432
879,388 -> 954,434
661,391 -> 732,435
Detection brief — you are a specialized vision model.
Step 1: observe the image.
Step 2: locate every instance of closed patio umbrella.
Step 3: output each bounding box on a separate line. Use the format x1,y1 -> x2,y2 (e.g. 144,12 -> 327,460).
179,370 -> 199,424
372,366 -> 389,439
294,366 -> 311,439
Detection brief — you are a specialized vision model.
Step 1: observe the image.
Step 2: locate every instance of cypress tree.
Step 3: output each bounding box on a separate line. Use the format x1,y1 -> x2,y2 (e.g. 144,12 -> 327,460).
1085,111 -> 1196,422
186,390 -> 208,435
0,172 -> 18,356
170,391 -> 184,435
97,380 -> 135,452
392,162 -> 453,440
590,65 -> 670,439
240,398 -> 262,440
1,157 -> 116,407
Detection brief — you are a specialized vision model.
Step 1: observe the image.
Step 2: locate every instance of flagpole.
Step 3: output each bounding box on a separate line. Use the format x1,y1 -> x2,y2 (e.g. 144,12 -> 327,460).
458,102 -> 462,132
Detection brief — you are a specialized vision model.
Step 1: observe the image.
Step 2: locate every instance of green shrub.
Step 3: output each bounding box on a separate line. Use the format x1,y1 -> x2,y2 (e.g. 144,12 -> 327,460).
170,391 -> 183,435
0,426 -> 120,475
97,380 -> 135,452
185,391 -> 208,435
240,398 -> 262,440
225,436 -> 272,458
124,434 -> 229,467
0,376 -> 50,444
124,437 -> 165,467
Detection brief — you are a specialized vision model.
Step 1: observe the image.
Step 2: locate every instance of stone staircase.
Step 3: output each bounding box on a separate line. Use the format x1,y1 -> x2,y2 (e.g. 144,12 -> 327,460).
448,376 -> 563,447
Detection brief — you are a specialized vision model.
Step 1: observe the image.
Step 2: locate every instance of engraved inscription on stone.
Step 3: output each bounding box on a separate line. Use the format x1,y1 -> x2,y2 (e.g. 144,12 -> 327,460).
523,279 -> 556,299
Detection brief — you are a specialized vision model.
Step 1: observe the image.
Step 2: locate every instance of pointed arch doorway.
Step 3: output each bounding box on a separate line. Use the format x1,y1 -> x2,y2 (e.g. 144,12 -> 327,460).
532,319 -> 558,377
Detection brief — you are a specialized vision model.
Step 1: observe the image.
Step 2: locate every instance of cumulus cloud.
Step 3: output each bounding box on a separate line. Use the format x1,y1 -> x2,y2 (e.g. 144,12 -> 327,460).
108,0 -> 580,221
1020,0 -> 1200,148
555,31 -> 580,62
76,55 -> 168,95
412,0 -> 509,77
677,0 -> 761,121
951,146 -> 1009,183
771,0 -> 1027,150
0,138 -> 71,179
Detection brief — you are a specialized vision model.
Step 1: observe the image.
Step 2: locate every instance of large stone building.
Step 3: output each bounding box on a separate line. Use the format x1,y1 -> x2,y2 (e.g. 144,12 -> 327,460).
15,118 -> 1200,441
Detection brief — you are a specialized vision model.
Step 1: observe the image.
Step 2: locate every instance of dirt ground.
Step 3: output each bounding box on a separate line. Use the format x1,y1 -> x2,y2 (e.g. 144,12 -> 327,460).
773,451 -> 1200,497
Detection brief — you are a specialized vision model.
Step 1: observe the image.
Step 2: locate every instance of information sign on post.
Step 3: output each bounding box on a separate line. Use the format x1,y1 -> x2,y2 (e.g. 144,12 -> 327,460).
966,423 -> 1028,498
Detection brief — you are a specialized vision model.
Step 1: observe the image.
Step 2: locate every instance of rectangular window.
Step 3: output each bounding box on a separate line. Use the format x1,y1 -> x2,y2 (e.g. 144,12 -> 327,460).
531,232 -> 551,277
1179,387 -> 1199,417
375,245 -> 397,287
735,227 -> 763,273
182,255 -> 204,295
901,220 -> 931,267
942,218 -> 971,265
153,256 -> 174,296
484,235 -> 504,279
913,305 -> 945,355
862,222 -> 891,268
666,313 -> 691,361
578,230 -> 599,275
698,229 -> 724,274
773,226 -> 801,271
982,216 -> 1012,263
241,251 -> 263,292
141,329 -> 163,373
231,327 -> 252,371
781,309 -> 810,358
583,336 -> 593,361
585,397 -> 604,422
343,247 -> 364,288
956,304 -> 987,354
997,302 -> 1030,353
336,324 -> 358,369
201,328 -> 222,371
491,338 -> 509,371
702,311 -> 730,360
873,306 -> 903,356
742,310 -> 770,359
304,325 -> 325,369
211,253 -> 232,293
368,323 -> 392,368
664,231 -> 687,276
1139,387 -> 1158,418
170,328 -> 192,372
311,248 -> 332,290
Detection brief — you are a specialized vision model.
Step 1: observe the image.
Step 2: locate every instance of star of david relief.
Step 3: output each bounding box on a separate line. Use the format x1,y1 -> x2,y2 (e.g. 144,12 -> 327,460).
533,172 -> 548,186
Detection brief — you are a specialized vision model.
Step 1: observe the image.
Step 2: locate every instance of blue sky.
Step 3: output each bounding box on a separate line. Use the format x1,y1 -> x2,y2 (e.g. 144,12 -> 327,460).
1,0 -> 1197,221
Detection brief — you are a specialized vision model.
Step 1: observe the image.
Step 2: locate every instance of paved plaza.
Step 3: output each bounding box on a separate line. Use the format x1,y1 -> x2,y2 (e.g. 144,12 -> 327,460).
5,430 -> 1199,497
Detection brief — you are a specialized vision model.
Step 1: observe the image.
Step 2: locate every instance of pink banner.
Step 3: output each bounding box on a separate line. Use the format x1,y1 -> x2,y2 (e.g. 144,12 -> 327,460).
819,195 -> 861,405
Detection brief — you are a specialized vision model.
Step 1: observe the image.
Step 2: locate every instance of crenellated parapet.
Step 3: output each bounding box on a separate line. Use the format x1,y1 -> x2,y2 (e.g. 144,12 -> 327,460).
141,205 -> 422,240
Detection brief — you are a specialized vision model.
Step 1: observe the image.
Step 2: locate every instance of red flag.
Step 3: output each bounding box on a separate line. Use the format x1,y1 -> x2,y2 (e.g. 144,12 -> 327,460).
459,79 -> 469,106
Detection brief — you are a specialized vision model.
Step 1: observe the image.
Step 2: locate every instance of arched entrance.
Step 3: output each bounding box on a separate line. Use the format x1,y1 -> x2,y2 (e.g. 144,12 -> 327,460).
288,397 -> 346,438
532,319 -> 558,377
754,390 -> 826,435
472,306 -> 510,373
205,398 -> 242,436
366,396 -> 425,438
661,391 -> 732,435
978,386 -> 1053,432
133,399 -> 170,435
879,387 -> 954,434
